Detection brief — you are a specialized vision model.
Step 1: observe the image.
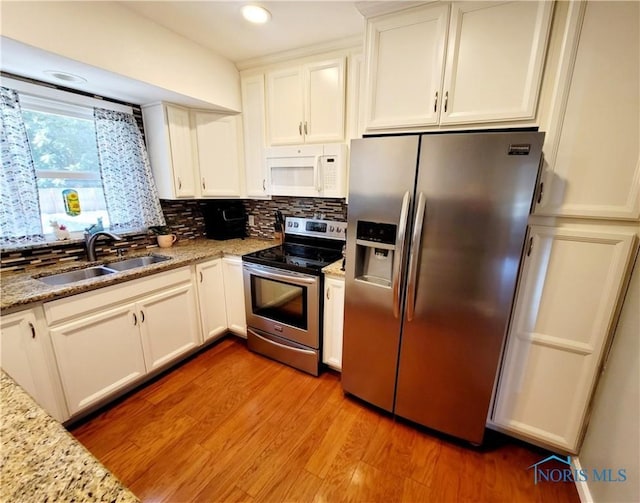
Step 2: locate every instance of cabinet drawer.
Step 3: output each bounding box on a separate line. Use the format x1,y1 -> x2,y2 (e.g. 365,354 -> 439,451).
44,266 -> 192,325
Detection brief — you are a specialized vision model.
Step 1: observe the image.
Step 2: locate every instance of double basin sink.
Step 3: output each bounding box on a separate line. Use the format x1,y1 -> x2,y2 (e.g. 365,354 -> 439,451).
37,255 -> 171,286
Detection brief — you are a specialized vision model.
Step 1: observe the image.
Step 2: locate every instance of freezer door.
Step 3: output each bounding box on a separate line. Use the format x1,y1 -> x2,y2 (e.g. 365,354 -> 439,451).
342,135 -> 419,412
395,131 -> 543,443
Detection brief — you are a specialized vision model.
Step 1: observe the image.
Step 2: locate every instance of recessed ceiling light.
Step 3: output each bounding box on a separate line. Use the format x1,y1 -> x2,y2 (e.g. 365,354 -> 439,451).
242,5 -> 271,24
43,70 -> 87,84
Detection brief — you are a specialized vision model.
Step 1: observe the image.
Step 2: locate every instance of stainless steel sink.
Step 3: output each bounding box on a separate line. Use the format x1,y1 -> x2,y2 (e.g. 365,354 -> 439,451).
37,266 -> 117,286
105,254 -> 171,271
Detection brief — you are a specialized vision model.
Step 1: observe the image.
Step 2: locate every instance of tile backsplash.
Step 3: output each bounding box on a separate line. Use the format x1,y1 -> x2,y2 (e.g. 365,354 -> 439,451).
243,196 -> 347,239
0,197 -> 347,272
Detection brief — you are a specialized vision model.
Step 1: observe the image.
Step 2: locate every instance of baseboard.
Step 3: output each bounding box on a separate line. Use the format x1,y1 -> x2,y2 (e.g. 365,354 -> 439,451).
572,456 -> 594,503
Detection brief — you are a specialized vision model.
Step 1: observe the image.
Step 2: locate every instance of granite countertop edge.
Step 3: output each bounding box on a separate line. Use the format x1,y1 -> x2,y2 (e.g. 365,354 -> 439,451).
1,238 -> 276,313
322,259 -> 345,278
0,371 -> 140,503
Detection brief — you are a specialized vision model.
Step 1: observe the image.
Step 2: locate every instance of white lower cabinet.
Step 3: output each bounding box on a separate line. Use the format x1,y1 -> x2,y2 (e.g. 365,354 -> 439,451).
323,276 -> 345,371
222,256 -> 247,337
46,267 -> 201,416
0,306 -> 68,422
492,225 -> 637,453
49,304 -> 147,416
137,282 -> 200,372
196,259 -> 228,343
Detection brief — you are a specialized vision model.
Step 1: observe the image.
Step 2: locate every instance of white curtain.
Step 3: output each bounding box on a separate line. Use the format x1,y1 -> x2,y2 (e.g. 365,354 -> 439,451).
0,87 -> 45,247
93,108 -> 165,232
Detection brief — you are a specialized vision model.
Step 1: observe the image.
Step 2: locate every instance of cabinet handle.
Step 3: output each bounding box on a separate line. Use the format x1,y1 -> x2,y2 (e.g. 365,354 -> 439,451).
444,91 -> 449,113
177,177 -> 182,190
298,122 -> 302,136
304,121 -> 308,135
202,178 -> 206,190
141,310 -> 145,323
200,271 -> 204,283
326,287 -> 330,300
262,179 -> 266,191
133,312 -> 138,326
526,236 -> 534,257
28,322 -> 36,339
434,91 -> 438,112
537,181 -> 544,204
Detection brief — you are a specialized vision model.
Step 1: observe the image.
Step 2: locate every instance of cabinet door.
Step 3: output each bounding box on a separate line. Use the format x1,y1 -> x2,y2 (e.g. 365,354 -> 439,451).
1,308 -> 68,421
364,4 -> 449,130
49,304 -> 146,415
266,68 -> 304,145
241,74 -> 268,197
538,1 -> 640,220
196,259 -> 228,343
222,256 -> 247,337
166,105 -> 197,197
440,1 -> 552,125
193,112 -> 242,197
304,58 -> 346,143
322,276 -> 345,371
493,226 -> 636,453
138,281 -> 201,371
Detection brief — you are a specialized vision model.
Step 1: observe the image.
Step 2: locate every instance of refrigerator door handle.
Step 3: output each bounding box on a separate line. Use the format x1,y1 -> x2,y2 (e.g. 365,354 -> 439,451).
406,191 -> 426,322
393,191 -> 412,318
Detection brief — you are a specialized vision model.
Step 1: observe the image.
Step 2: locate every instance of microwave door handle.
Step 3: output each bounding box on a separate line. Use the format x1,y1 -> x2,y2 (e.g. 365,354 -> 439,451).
315,156 -> 322,194
393,191 -> 411,319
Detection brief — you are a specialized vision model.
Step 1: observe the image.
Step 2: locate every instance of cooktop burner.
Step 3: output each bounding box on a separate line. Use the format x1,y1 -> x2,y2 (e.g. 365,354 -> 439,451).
242,217 -> 347,276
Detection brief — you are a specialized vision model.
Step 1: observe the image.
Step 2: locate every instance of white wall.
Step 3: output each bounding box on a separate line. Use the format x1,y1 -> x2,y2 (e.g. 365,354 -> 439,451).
579,253 -> 639,502
0,1 -> 241,112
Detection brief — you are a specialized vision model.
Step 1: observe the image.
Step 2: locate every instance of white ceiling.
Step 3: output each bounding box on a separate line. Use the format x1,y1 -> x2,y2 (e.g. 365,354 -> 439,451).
119,1 -> 366,64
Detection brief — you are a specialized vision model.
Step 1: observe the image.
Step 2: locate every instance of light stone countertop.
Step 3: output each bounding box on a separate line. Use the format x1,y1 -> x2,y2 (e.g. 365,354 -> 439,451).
322,259 -> 345,278
0,371 -> 139,502
1,238 -> 276,313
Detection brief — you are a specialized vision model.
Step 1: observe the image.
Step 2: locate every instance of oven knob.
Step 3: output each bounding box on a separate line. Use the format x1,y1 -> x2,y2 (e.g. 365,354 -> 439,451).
330,225 -> 335,232
294,222 -> 299,228
337,227 -> 342,233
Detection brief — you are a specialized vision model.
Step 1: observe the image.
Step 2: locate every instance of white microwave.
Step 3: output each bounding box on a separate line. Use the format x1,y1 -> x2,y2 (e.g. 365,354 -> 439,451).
265,143 -> 347,198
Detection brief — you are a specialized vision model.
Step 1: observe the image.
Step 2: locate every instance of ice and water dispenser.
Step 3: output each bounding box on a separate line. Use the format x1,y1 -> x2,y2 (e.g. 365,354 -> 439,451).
354,221 -> 398,288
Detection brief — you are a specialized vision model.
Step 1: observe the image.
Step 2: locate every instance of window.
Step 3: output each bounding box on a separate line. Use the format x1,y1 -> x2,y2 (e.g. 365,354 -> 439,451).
1,78 -> 165,248
21,97 -> 110,233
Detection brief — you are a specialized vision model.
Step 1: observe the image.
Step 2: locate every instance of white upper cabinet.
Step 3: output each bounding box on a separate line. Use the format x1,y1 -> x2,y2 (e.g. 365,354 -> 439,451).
492,225 -> 637,453
365,4 -> 449,130
537,1 -> 640,220
144,103 -> 198,198
364,1 -> 553,131
241,74 -> 269,198
193,111 -> 243,197
144,103 -> 242,199
441,1 -> 553,125
266,58 -> 346,145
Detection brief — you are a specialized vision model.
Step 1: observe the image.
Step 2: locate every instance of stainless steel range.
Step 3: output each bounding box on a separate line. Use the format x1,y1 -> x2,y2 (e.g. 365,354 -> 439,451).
242,217 -> 347,375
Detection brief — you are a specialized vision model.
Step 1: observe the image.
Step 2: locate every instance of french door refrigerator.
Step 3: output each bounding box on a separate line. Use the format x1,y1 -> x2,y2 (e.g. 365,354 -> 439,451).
342,131 -> 544,444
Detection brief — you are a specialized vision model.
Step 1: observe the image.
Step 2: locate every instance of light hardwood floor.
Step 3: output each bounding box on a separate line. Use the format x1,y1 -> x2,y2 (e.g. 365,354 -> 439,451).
70,336 -> 580,502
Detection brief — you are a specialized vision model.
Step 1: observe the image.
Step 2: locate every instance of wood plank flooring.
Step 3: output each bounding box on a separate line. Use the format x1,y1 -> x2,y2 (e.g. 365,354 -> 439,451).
70,337 -> 580,503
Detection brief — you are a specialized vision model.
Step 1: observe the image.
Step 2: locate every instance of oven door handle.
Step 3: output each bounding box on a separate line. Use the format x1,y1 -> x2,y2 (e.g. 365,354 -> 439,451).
244,264 -> 318,286
249,329 -> 317,356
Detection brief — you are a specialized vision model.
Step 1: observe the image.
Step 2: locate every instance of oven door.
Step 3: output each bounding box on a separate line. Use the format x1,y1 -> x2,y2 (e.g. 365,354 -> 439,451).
243,263 -> 320,348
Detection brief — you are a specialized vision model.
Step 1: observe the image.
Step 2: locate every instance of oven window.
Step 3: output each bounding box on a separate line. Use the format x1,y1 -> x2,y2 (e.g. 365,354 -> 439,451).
251,276 -> 308,330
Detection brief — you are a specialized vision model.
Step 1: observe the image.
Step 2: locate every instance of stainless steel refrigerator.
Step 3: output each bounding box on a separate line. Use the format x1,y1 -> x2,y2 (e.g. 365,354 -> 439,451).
342,131 -> 544,444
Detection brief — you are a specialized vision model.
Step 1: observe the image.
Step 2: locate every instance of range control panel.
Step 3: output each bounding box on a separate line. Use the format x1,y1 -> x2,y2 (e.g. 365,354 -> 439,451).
285,217 -> 347,241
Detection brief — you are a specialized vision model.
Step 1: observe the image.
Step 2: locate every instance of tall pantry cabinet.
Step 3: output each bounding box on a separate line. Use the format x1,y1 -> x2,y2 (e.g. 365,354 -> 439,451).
491,1 -> 639,454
